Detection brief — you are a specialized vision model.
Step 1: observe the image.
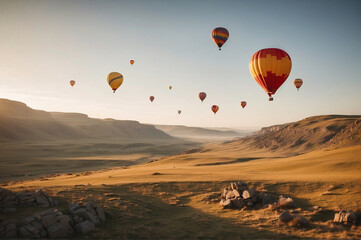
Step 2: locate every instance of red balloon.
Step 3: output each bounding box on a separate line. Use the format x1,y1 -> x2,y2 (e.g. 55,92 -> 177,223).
211,105 -> 219,114
249,48 -> 292,101
199,92 -> 207,102
149,96 -> 154,102
241,101 -> 247,108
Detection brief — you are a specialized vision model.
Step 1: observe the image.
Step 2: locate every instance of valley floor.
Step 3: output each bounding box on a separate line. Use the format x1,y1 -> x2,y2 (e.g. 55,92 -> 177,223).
3,144 -> 361,239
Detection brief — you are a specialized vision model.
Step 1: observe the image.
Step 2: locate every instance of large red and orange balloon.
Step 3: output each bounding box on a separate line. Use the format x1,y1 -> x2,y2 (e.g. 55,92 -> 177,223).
149,96 -> 154,102
293,78 -> 303,91
70,80 -> 75,87
211,27 -> 229,50
249,48 -> 292,101
199,92 -> 207,102
211,105 -> 219,114
241,101 -> 247,108
130,60 -> 134,65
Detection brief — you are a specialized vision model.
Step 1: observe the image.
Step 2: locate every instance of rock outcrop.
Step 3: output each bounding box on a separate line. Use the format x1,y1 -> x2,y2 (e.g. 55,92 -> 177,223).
0,188 -> 106,239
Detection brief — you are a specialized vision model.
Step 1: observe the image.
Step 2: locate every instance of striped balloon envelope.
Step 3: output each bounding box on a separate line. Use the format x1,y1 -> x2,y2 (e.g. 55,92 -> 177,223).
107,72 -> 123,93
249,48 -> 292,101
211,27 -> 229,50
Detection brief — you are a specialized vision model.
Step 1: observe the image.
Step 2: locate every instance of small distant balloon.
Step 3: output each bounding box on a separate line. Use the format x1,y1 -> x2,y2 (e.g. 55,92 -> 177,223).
211,105 -> 219,114
241,101 -> 247,108
150,96 -> 155,102
199,92 -> 207,102
107,72 -> 123,93
130,60 -> 135,65
178,110 -> 181,114
169,86 -> 172,90
293,78 -> 303,91
211,27 -> 229,50
70,80 -> 75,87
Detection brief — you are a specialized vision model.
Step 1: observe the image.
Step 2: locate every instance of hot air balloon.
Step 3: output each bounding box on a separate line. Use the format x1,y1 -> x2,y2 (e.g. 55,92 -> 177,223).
293,78 -> 303,91
178,110 -> 181,114
107,72 -> 123,93
169,86 -> 172,90
211,105 -> 219,114
199,92 -> 207,102
249,48 -> 292,101
241,101 -> 247,108
70,80 -> 75,87
130,60 -> 135,65
150,96 -> 154,102
211,27 -> 229,50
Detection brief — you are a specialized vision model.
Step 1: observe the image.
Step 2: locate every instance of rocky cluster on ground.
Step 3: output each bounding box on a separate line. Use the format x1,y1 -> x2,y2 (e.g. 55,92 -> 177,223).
0,188 -> 58,213
219,181 -> 275,209
0,188 -> 106,238
278,210 -> 309,227
333,210 -> 359,225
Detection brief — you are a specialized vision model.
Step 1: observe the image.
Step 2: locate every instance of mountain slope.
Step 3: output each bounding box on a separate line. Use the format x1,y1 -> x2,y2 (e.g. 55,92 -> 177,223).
154,124 -> 246,140
0,99 -> 171,142
238,115 -> 361,154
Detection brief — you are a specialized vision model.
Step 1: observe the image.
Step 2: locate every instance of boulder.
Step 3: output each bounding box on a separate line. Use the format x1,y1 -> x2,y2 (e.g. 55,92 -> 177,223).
95,205 -> 106,223
75,220 -> 95,234
290,215 -> 309,227
234,181 -> 248,191
19,226 -> 32,237
242,189 -> 256,199
232,198 -> 244,209
221,199 -> 232,209
35,194 -> 49,206
57,214 -> 73,226
22,216 -> 36,225
278,211 -> 293,224
221,189 -> 228,199
47,222 -> 69,238
334,210 -> 357,225
278,196 -> 295,209
73,216 -> 84,224
233,189 -> 241,198
69,202 -> 80,213
226,191 -> 235,199
42,214 -> 58,228
2,223 -> 17,238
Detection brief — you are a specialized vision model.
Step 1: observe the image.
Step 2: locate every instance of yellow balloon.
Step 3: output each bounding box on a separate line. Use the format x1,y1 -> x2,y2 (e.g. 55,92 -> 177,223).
107,72 -> 123,93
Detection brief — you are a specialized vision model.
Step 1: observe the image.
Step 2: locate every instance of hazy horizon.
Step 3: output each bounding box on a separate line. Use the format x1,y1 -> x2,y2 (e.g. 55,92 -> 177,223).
1,0 -> 360,128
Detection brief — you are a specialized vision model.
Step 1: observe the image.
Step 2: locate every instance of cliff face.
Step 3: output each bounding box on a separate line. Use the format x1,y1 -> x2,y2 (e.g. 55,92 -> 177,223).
241,115 -> 361,154
0,99 -> 171,142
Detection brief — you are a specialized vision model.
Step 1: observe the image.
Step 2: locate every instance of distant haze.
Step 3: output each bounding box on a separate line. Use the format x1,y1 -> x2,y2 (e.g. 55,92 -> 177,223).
0,0 -> 360,128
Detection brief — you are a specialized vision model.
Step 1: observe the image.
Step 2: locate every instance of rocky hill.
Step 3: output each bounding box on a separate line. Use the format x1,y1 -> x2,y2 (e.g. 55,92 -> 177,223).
240,115 -> 361,153
0,99 -> 171,142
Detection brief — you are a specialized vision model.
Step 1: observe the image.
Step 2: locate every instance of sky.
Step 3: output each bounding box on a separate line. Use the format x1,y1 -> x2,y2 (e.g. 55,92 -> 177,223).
0,0 -> 360,129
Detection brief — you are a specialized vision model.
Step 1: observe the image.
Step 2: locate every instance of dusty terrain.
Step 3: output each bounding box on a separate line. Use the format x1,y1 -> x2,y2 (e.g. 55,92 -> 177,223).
1,107 -> 360,239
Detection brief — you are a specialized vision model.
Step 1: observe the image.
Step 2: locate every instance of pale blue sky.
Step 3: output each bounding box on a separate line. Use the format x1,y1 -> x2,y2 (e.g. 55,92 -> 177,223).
0,0 -> 360,128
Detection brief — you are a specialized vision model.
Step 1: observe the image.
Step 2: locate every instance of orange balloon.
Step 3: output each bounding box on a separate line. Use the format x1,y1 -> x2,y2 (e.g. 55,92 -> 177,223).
70,80 -> 75,87
249,48 -> 292,101
149,96 -> 154,102
169,86 -> 172,90
211,105 -> 219,114
293,78 -> 303,91
199,92 -> 207,102
241,101 -> 247,108
130,60 -> 135,65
